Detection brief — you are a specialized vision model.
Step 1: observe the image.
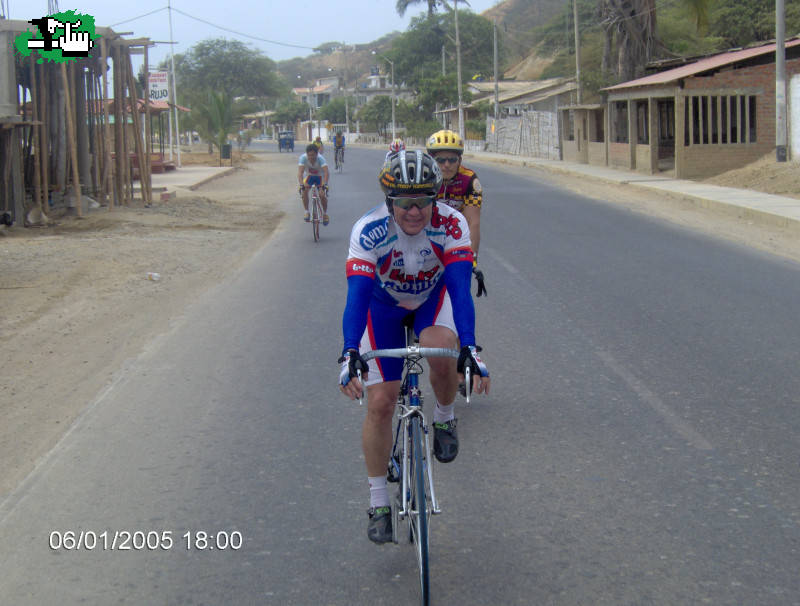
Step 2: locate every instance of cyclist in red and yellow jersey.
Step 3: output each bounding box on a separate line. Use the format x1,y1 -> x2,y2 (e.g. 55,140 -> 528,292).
426,129 -> 487,296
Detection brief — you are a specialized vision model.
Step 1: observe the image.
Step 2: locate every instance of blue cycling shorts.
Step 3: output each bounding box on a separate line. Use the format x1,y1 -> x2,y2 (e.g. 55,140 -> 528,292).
359,286 -> 456,386
304,175 -> 322,187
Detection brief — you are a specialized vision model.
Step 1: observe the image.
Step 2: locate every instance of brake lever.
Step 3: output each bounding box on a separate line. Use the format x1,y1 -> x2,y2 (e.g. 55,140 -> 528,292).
464,366 -> 471,405
356,369 -> 364,406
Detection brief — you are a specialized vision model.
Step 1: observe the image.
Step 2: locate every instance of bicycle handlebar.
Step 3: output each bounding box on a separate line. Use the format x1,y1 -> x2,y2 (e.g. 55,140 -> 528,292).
361,347 -> 460,362
357,346 -> 471,405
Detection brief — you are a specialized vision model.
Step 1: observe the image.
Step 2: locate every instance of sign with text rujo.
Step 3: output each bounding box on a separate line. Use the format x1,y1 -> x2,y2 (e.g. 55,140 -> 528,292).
148,71 -> 170,103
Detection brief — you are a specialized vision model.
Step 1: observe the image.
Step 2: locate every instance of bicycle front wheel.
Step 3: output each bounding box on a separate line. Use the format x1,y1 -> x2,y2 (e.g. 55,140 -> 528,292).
410,415 -> 430,605
311,195 -> 321,242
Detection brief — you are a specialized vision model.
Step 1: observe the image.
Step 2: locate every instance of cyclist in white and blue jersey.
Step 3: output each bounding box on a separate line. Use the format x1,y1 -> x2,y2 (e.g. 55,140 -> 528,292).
338,150 -> 490,544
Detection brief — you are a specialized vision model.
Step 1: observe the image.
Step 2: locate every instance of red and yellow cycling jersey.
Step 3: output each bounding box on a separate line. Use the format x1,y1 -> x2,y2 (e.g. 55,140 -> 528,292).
434,165 -> 483,211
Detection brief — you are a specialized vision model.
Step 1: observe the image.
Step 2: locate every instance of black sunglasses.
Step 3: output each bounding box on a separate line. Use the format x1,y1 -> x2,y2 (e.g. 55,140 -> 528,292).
389,195 -> 435,210
435,156 -> 460,165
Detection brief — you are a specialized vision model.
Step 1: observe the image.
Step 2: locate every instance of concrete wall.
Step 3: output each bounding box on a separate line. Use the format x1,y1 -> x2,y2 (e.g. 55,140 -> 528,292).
587,142 -> 606,165
608,142 -> 632,169
562,139 -> 580,162
636,144 -> 654,172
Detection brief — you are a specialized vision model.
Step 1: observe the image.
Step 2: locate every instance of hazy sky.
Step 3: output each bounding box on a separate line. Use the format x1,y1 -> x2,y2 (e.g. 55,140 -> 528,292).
9,0 -> 501,68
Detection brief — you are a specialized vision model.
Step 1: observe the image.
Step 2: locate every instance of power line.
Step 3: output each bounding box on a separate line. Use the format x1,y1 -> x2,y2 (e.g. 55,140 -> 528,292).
112,7 -> 169,27
171,7 -> 317,50
110,4 -> 318,51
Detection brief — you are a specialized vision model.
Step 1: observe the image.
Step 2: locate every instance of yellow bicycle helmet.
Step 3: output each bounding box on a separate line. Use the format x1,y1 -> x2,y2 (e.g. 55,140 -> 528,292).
426,129 -> 464,155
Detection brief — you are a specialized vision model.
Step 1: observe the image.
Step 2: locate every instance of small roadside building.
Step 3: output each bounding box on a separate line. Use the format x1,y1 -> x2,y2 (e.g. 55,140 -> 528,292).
561,38 -> 800,178
436,78 -> 576,134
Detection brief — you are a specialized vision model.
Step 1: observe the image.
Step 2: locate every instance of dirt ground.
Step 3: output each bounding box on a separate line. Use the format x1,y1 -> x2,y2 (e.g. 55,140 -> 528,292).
0,149 -> 297,498
1,147 -> 799,501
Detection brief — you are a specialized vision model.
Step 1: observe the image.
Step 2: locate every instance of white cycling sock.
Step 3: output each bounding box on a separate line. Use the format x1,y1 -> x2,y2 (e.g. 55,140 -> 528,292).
433,400 -> 455,424
368,476 -> 390,509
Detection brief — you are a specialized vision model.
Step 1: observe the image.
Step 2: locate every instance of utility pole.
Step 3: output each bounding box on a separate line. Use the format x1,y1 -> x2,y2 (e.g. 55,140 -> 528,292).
167,0 -> 181,166
493,19 -> 499,119
776,0 -> 787,161
455,0 -> 464,139
573,0 -> 582,103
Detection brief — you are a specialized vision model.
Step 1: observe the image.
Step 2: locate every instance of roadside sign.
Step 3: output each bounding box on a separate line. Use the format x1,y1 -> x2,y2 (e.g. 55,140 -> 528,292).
148,71 -> 170,103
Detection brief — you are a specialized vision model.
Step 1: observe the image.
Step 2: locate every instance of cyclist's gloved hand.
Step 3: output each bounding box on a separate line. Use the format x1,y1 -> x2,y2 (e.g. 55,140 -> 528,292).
473,267 -> 487,297
457,345 -> 490,396
298,185 -> 305,194
338,348 -> 367,387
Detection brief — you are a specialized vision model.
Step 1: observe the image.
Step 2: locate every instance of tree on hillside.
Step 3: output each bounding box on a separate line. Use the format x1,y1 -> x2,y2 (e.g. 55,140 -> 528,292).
390,12 -> 496,91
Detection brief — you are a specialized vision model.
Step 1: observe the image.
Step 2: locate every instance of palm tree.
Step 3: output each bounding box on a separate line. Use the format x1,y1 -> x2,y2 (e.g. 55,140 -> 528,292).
599,0 -> 714,82
195,91 -> 235,165
599,0 -> 657,81
396,0 -> 468,17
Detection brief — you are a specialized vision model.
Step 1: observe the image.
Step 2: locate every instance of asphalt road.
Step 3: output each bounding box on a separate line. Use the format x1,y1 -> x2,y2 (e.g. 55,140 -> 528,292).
1,143 -> 799,605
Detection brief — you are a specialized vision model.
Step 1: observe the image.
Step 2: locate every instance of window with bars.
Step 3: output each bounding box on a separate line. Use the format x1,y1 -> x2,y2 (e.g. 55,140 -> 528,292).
684,95 -> 757,145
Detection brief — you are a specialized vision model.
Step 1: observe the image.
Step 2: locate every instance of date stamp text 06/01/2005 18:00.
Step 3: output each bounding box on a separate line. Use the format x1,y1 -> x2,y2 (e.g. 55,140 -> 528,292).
48,530 -> 243,551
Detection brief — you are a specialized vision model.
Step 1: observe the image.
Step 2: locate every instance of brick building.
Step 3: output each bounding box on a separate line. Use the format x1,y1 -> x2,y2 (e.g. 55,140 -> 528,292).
560,38 -> 800,178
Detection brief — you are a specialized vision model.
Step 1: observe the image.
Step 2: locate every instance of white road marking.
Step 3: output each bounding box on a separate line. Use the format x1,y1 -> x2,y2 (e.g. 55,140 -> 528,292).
596,350 -> 713,451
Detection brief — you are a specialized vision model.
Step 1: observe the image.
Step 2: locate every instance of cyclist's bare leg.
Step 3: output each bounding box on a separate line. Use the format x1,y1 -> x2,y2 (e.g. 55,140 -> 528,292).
419,325 -> 459,405
301,188 -> 310,211
362,380 -> 401,476
320,190 -> 328,213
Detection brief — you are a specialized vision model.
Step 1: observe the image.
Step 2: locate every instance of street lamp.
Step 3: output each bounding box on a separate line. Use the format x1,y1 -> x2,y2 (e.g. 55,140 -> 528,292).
371,50 -> 396,140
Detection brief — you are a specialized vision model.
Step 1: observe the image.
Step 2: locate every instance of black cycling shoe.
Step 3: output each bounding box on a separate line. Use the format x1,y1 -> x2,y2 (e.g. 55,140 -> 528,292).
433,418 -> 459,463
367,506 -> 393,544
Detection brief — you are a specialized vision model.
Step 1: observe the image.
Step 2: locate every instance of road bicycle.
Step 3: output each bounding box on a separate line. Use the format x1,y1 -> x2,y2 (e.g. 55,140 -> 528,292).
307,184 -> 324,242
360,324 -> 471,606
334,147 -> 344,172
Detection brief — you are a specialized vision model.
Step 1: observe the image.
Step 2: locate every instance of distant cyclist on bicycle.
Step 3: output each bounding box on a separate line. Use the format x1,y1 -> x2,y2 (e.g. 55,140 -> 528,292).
338,150 -> 490,544
297,143 -> 329,225
333,131 -> 345,163
384,137 -> 405,162
426,129 -> 487,296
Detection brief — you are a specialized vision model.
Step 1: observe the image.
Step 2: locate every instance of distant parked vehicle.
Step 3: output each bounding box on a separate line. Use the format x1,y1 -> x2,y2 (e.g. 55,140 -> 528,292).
278,131 -> 294,152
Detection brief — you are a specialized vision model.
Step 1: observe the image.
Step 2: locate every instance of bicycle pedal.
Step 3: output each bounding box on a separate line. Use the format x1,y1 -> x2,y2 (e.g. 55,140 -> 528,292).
387,457 -> 401,483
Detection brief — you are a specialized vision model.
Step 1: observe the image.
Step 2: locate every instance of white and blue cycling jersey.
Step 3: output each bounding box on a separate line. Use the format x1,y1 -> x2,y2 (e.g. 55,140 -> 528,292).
298,152 -> 327,186
342,202 -> 476,383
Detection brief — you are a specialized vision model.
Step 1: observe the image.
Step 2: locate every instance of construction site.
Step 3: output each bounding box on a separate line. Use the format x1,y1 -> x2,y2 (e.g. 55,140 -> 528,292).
0,18 -> 175,227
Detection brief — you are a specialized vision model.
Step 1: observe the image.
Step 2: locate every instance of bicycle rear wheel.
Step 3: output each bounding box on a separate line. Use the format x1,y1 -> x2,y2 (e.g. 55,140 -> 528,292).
409,415 -> 430,605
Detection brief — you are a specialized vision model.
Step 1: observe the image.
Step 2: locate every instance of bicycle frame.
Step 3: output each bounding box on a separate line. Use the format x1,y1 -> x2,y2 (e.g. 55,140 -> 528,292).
359,330 -> 467,606
359,336 -> 469,520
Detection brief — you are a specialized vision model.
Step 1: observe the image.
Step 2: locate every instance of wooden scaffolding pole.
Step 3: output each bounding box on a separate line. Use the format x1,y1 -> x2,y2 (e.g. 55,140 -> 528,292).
29,57 -> 43,214
38,62 -> 49,212
127,54 -> 150,205
60,62 -> 82,216
112,43 -> 124,207
100,37 -> 113,208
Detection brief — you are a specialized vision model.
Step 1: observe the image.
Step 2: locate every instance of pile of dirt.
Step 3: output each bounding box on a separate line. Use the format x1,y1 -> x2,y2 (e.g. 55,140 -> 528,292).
702,154 -> 800,200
